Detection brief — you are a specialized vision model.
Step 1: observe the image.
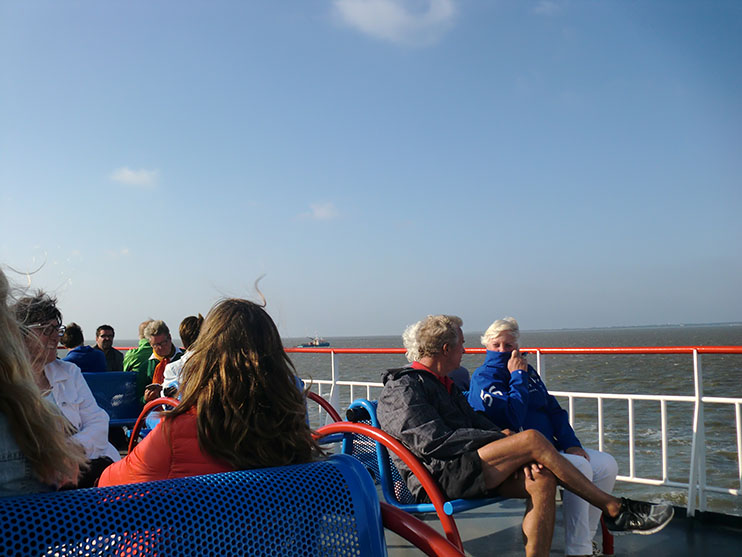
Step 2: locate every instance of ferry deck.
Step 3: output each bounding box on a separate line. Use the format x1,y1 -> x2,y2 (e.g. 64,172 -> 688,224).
385,499 -> 742,555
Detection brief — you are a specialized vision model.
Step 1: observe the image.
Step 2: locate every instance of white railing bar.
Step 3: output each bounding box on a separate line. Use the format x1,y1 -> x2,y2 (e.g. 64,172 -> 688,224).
628,399 -> 635,478
568,395 -> 575,427
303,379 -> 741,498
661,399 -> 668,483
551,391 -> 696,403
535,349 -> 543,380
687,351 -> 700,516
299,348 -> 742,507
597,397 -> 604,453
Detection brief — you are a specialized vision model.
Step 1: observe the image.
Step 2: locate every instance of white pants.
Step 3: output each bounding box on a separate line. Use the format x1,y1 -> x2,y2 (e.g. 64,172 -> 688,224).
561,448 -> 618,556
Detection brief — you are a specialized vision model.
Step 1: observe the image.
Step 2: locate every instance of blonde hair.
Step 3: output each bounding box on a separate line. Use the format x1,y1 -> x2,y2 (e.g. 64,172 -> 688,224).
168,298 -> 322,469
403,315 -> 463,362
0,270 -> 86,486
481,317 -> 520,346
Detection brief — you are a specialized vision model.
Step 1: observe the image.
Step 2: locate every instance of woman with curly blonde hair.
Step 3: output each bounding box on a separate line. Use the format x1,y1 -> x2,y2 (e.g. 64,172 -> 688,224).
100,298 -> 322,485
0,269 -> 87,496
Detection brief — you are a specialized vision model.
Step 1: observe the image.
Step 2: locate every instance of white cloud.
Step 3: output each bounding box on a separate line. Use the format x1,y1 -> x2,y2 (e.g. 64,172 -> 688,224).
532,1 -> 561,16
109,167 -> 159,187
305,202 -> 339,221
333,0 -> 457,46
104,247 -> 132,259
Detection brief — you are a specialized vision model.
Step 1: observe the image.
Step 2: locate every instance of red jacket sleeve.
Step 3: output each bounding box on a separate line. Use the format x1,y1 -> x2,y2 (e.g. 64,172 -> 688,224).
98,421 -> 173,487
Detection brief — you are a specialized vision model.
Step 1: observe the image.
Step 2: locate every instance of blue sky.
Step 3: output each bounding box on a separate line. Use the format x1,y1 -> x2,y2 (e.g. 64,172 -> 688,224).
1,1 -> 740,339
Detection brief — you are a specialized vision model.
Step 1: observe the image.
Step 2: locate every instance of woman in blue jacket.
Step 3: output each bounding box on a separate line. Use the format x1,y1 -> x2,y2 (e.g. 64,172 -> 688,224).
468,317 -> 617,557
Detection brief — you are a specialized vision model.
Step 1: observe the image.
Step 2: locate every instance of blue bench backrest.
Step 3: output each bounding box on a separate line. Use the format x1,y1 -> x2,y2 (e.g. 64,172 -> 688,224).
83,371 -> 142,427
0,454 -> 386,557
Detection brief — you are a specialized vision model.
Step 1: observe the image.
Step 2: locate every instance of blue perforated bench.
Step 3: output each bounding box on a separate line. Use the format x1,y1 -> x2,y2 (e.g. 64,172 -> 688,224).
83,371 -> 142,427
0,454 -> 463,556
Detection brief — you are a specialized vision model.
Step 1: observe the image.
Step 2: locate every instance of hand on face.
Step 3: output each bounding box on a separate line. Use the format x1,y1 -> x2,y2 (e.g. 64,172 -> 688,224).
507,349 -> 528,373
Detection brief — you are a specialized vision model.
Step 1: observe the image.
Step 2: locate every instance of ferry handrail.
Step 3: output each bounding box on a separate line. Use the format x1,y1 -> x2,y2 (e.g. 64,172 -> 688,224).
287,345 -> 742,518
111,345 -> 742,355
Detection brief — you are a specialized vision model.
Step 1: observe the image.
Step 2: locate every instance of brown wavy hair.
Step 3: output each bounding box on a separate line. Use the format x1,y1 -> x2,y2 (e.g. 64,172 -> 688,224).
167,298 -> 322,469
0,270 -> 87,486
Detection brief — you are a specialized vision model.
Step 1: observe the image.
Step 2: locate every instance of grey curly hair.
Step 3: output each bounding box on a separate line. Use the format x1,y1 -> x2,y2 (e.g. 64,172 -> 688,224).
402,315 -> 463,362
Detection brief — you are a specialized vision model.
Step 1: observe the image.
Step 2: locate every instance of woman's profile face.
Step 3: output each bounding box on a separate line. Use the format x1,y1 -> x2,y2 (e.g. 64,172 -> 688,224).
26,319 -> 63,367
486,331 -> 518,353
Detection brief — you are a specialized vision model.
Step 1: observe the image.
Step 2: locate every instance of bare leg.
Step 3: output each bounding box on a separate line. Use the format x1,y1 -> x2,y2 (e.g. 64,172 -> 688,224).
477,430 -> 623,518
494,467 -> 557,557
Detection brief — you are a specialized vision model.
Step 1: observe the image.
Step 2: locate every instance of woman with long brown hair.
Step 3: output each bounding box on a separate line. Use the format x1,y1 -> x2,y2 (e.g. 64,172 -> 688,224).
99,298 -> 321,485
0,269 -> 87,496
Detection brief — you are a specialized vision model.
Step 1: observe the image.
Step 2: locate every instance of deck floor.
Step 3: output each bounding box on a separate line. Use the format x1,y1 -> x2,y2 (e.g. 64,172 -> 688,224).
385,498 -> 742,556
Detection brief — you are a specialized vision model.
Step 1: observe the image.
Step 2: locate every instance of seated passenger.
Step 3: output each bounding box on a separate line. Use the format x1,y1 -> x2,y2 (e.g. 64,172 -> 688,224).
93,324 -> 124,371
377,315 -> 672,557
99,298 -> 322,486
468,318 -> 618,557
123,319 -> 154,377
61,322 -> 108,372
141,320 -> 182,402
161,314 -> 204,397
13,292 -> 121,488
0,271 -> 87,497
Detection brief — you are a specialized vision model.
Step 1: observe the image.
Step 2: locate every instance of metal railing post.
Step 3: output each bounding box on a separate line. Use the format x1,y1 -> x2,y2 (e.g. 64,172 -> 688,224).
536,350 -> 545,382
329,351 -> 340,425
597,397 -> 604,453
661,400 -> 668,483
687,349 -> 706,516
628,398 -> 635,478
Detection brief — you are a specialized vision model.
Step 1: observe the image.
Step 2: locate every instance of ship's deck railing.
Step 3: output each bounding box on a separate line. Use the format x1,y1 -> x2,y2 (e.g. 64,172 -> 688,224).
287,345 -> 742,518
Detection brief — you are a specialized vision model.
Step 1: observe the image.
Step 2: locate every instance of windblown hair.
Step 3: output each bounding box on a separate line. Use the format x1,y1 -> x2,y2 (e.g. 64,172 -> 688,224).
12,291 -> 62,327
144,320 -> 169,339
96,325 -> 114,337
178,314 -> 203,350
168,298 -> 322,469
481,317 -> 520,347
403,314 -> 463,362
0,271 -> 86,486
61,322 -> 84,349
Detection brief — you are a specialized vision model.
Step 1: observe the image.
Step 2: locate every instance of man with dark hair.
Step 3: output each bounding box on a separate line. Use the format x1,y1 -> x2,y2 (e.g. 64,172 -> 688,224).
378,314 -> 673,557
93,325 -> 124,371
62,323 -> 107,372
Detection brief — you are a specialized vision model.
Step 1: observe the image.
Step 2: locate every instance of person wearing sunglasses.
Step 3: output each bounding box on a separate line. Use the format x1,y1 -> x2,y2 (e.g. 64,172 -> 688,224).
0,270 -> 87,496
13,291 -> 120,488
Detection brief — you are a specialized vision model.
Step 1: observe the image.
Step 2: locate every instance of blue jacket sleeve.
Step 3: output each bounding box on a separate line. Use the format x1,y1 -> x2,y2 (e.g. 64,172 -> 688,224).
468,366 -> 530,431
539,375 -> 581,451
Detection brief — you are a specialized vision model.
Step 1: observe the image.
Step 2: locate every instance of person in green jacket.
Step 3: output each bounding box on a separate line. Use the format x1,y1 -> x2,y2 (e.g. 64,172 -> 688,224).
123,320 -> 154,395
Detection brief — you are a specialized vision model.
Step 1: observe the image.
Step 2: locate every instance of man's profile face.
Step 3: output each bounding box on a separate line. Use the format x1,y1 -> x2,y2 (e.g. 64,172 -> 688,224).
443,327 -> 466,373
96,328 -> 114,351
149,333 -> 173,358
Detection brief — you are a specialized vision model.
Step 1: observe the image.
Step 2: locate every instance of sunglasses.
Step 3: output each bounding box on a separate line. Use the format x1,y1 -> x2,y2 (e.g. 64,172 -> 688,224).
28,323 -> 66,338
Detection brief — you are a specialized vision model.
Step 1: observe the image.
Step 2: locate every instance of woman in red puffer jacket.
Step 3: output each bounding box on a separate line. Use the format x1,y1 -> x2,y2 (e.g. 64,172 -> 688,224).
99,298 -> 322,486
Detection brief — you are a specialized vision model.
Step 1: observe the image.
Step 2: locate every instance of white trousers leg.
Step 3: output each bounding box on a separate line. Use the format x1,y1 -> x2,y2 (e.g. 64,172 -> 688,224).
561,448 -> 618,556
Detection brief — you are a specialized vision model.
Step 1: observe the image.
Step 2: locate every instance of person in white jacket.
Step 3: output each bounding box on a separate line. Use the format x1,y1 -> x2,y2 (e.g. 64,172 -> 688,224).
14,291 -> 120,487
